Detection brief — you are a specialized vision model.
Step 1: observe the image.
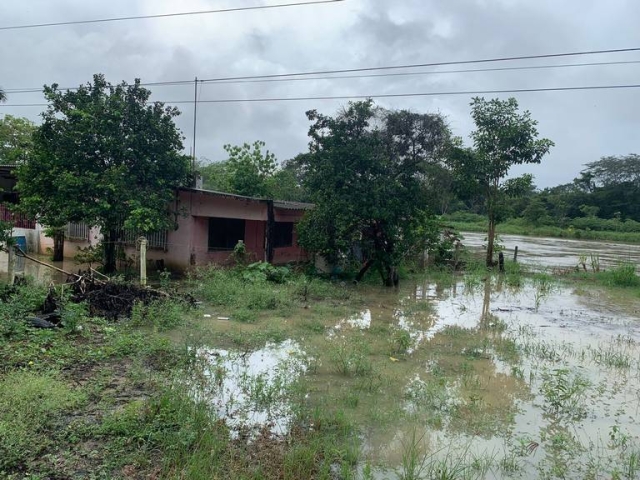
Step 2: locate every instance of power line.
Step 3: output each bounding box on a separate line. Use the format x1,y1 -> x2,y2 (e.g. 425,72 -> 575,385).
3,47 -> 640,94
0,0 -> 345,31
4,59 -> 640,94
2,83 -> 640,108
212,59 -> 640,84
197,47 -> 640,83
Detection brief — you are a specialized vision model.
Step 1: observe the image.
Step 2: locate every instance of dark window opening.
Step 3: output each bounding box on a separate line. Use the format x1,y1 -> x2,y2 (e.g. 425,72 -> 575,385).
273,222 -> 294,248
209,217 -> 246,251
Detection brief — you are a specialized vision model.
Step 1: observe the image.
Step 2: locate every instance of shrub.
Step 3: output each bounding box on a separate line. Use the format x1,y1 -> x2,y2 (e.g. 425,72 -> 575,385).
601,263 -> 640,288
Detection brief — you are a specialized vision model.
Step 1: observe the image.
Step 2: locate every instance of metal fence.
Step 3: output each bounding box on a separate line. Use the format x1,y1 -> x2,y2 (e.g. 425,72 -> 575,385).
120,229 -> 169,250
67,222 -> 91,241
0,204 -> 36,229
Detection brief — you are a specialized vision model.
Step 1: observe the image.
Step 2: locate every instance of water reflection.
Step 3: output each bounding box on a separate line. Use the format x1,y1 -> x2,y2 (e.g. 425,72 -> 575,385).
195,339 -> 307,437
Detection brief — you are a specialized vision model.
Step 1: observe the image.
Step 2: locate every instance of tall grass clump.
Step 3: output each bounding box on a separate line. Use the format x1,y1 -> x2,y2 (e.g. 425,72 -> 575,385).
0,282 -> 47,339
130,298 -> 189,331
601,262 -> 640,288
192,265 -> 293,312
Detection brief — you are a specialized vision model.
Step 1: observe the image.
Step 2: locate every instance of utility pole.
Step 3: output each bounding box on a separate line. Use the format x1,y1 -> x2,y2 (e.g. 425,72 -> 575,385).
192,77 -> 198,184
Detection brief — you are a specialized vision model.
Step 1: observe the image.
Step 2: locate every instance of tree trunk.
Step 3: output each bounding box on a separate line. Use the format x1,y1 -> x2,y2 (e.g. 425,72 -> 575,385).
486,217 -> 496,268
52,229 -> 65,262
355,259 -> 375,283
103,229 -> 118,273
380,263 -> 399,287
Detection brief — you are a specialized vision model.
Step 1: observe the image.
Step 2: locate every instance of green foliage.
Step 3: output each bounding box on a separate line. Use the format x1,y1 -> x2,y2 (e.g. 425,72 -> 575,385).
198,145 -> 307,201
0,372 -> 85,470
73,244 -> 103,268
0,115 -> 36,164
224,140 -> 277,197
192,266 -> 293,311
328,334 -> 373,376
61,300 -> 88,334
230,240 -> 248,266
198,159 -> 233,192
540,368 -> 590,420
297,100 -> 450,286
241,261 -> 291,284
130,299 -> 188,331
449,97 -> 553,266
601,263 -> 640,288
99,388 -> 230,478
16,73 -> 190,272
0,282 -> 47,339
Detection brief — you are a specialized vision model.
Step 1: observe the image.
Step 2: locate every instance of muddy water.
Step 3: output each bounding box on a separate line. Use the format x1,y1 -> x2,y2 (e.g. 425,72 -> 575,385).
356,280 -> 640,478
191,276 -> 640,478
0,251 -> 80,283
462,231 -> 640,270
194,339 -> 307,437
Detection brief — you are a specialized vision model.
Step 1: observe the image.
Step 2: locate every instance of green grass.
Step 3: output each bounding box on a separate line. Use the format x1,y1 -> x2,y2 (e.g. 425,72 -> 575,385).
0,371 -> 86,470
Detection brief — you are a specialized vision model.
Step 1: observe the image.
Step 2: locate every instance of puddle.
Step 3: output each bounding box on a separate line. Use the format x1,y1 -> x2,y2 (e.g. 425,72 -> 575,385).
335,309 -> 372,330
194,339 -> 307,437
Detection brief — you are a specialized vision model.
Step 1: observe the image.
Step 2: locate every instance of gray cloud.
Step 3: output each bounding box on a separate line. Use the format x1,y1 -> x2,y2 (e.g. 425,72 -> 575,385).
1,0 -> 639,187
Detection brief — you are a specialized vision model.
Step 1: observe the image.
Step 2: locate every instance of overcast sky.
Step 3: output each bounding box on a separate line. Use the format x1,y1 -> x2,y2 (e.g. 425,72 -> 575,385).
1,0 -> 639,188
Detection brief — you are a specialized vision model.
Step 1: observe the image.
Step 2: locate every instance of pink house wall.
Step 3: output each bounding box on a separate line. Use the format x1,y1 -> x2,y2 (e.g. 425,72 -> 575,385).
41,189 -> 309,271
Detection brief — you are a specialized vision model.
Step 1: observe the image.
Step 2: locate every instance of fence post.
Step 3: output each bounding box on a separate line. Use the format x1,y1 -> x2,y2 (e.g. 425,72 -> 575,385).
513,246 -> 519,263
498,252 -> 505,272
7,244 -> 15,285
139,237 -> 147,286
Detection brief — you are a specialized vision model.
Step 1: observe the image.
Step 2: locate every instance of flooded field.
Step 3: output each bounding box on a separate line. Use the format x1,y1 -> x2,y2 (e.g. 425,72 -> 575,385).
187,273 -> 640,479
462,232 -> 640,270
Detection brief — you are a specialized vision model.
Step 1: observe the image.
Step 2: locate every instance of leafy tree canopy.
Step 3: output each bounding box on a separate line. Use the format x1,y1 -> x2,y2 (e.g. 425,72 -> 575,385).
16,73 -> 190,271
197,142 -> 308,202
0,115 -> 36,164
297,100 -> 451,286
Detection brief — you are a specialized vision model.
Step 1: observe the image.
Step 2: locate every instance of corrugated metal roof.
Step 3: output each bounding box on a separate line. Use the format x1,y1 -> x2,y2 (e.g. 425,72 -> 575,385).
179,187 -> 314,210
273,200 -> 314,210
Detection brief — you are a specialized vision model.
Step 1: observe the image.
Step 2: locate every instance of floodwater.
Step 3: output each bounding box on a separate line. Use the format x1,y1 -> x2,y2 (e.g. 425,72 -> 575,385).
0,250 -> 80,283
462,231 -> 640,270
194,339 -> 308,437
192,275 -> 640,478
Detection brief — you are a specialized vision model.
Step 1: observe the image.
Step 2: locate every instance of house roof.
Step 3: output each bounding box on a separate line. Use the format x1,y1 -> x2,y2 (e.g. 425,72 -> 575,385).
179,187 -> 313,211
273,200 -> 314,211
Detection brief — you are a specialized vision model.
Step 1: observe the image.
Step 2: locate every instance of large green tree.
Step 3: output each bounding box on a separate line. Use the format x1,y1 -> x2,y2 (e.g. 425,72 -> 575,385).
0,115 -> 36,164
198,144 -> 307,201
224,141 -> 276,197
297,100 -> 450,286
450,97 -> 553,267
17,74 -> 190,271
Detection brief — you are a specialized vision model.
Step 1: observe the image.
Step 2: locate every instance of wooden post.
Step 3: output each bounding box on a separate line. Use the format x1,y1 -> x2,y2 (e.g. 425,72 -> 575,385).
265,200 -> 275,263
7,245 -> 15,285
498,252 -> 505,272
139,237 -> 147,286
513,246 -> 519,263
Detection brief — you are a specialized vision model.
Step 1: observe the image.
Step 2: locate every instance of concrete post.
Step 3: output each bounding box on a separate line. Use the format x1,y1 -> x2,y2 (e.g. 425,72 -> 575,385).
140,237 -> 147,286
7,245 -> 15,285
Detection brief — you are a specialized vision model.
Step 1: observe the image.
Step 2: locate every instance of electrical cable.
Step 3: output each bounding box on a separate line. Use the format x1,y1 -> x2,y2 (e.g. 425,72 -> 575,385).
4,58 -> 640,94
2,83 -> 640,108
0,0 -> 345,31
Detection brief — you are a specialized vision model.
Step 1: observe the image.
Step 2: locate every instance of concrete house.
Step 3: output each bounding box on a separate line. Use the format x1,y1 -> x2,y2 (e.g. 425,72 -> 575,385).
1,163 -> 311,270
46,188 -> 312,271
